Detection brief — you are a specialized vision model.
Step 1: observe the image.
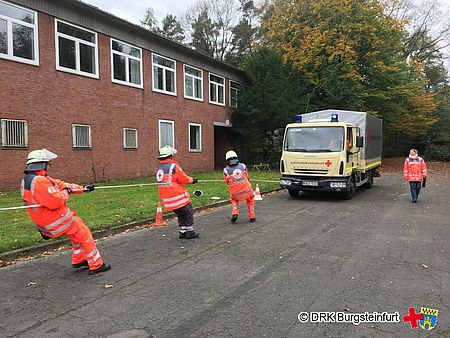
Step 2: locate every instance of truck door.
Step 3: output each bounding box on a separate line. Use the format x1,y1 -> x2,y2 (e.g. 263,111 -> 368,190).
346,127 -> 357,169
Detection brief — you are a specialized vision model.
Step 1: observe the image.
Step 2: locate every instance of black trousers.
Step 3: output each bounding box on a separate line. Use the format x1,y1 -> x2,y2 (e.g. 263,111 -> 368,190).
173,203 -> 194,232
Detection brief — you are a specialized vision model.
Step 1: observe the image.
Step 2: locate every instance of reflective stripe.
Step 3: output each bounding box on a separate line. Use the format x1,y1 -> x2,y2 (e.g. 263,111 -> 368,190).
164,197 -> 190,208
88,252 -> 101,264
365,161 -> 381,169
40,218 -> 75,236
30,175 -> 39,194
86,248 -> 98,258
169,163 -> 176,174
72,243 -> 81,248
72,249 -> 83,255
40,210 -> 72,230
162,192 -> 189,203
229,178 -> 247,185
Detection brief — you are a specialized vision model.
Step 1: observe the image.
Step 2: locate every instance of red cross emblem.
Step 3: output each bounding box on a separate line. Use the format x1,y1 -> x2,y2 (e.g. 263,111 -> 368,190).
403,307 -> 423,329
324,160 -> 332,167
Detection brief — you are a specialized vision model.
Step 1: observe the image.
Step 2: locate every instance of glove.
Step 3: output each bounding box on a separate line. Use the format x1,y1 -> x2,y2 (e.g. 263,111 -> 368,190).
422,178 -> 426,188
84,185 -> 95,193
192,178 -> 198,184
64,187 -> 72,194
38,230 -> 51,240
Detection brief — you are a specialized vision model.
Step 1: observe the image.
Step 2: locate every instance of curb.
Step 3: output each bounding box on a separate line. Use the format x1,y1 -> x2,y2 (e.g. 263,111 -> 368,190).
0,188 -> 283,264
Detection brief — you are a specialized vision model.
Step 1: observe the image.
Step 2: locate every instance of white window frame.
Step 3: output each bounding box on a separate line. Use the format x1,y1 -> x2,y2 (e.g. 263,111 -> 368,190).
123,128 -> 138,149
209,73 -> 225,106
110,38 -> 143,89
55,19 -> 99,79
72,123 -> 92,148
0,0 -> 39,66
1,118 -> 28,147
229,80 -> 240,108
188,123 -> 202,152
183,64 -> 203,102
152,53 -> 177,96
158,119 -> 175,150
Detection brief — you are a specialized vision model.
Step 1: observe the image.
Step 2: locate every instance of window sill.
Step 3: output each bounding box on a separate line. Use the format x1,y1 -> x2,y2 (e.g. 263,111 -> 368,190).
112,79 -> 143,89
209,100 -> 226,107
0,54 -> 39,67
184,95 -> 204,102
189,149 -> 202,153
123,148 -> 138,151
57,66 -> 99,79
72,147 -> 92,150
152,88 -> 177,97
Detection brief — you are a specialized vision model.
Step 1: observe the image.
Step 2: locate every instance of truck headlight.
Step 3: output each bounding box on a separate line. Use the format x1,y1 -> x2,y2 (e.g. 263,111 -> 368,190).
280,179 -> 292,186
330,182 -> 346,188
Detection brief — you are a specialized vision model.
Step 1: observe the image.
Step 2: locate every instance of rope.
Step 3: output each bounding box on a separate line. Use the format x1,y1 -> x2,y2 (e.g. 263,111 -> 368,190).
0,178 -> 280,211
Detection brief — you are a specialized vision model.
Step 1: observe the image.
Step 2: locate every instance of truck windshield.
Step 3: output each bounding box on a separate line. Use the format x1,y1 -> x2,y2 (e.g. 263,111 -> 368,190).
284,127 -> 345,152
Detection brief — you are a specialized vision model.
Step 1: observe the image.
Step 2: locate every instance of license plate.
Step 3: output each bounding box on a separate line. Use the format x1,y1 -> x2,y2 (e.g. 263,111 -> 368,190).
302,181 -> 318,186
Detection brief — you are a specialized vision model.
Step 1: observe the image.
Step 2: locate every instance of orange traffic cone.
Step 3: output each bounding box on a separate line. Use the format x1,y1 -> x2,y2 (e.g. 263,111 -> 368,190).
154,202 -> 167,227
254,184 -> 263,201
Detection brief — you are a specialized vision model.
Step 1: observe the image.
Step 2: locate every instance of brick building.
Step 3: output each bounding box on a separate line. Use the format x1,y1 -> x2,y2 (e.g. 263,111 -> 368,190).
0,0 -> 243,189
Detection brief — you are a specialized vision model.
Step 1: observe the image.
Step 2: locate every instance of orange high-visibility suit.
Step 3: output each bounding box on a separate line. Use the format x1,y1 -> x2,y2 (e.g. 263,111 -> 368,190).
21,170 -> 104,270
157,158 -> 194,211
223,163 -> 255,219
403,156 -> 428,182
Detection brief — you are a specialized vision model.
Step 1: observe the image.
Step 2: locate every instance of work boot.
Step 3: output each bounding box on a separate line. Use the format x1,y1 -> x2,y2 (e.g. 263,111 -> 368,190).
89,263 -> 112,275
72,260 -> 88,268
231,214 -> 238,223
179,232 -> 186,239
249,217 -> 256,222
185,231 -> 199,239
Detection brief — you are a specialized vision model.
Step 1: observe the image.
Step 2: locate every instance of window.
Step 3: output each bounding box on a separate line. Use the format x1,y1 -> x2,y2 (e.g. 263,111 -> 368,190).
184,65 -> 203,101
111,39 -> 142,88
158,120 -> 174,149
123,128 -> 138,149
189,123 -> 202,152
0,0 -> 38,65
230,81 -> 240,108
1,119 -> 27,147
72,124 -> 91,148
209,73 -> 225,106
152,53 -> 176,95
56,19 -> 98,78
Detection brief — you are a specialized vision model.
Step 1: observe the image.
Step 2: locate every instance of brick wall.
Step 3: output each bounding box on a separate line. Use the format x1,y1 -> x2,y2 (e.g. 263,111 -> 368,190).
0,12 -> 235,190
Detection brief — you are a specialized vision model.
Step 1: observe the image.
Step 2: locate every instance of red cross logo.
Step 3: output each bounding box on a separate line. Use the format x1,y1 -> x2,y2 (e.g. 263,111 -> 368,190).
403,307 -> 423,329
324,160 -> 332,167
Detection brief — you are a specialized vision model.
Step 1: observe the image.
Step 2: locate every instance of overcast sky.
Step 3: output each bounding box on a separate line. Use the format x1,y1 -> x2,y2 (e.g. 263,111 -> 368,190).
82,0 -> 450,65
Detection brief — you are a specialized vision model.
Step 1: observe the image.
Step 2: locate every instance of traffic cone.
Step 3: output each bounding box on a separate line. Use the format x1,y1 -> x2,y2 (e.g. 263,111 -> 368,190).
154,202 -> 167,227
254,184 -> 263,201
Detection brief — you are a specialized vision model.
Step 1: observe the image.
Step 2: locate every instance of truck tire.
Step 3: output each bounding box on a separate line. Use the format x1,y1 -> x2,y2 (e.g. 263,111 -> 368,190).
288,188 -> 300,198
342,175 -> 355,200
363,170 -> 374,189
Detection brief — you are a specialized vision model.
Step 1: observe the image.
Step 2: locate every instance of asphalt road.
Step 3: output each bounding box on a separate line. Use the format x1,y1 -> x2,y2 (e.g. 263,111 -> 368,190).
1,173 -> 449,337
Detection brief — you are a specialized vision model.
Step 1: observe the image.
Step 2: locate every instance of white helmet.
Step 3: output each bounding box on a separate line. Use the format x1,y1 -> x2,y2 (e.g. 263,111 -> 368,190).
26,149 -> 58,165
158,145 -> 177,159
225,150 -> 238,161
25,149 -> 58,172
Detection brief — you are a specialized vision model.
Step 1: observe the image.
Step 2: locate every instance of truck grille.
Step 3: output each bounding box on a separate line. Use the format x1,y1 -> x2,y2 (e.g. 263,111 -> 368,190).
294,169 -> 329,175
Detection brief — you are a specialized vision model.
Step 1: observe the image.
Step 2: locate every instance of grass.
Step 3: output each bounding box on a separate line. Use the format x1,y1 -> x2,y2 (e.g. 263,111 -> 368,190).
0,170 -> 281,254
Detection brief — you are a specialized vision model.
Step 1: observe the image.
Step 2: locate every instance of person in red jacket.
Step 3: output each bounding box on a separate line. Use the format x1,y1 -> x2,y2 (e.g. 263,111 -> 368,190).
223,150 -> 256,223
403,149 -> 428,203
21,149 -> 111,274
156,145 -> 199,239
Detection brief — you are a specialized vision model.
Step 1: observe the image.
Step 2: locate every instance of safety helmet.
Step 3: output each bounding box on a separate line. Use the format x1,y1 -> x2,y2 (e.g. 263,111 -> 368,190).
225,150 -> 239,166
25,149 -> 58,171
225,150 -> 238,161
158,145 -> 177,159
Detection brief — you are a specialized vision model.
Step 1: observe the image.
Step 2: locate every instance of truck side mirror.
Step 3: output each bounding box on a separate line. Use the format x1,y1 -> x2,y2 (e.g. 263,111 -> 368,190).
356,136 -> 364,148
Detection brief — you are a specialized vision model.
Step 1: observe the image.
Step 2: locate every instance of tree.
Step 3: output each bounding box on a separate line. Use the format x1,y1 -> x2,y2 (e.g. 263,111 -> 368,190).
232,47 -> 310,163
141,7 -> 158,30
183,0 -> 241,61
262,0 -> 438,152
156,14 -> 185,43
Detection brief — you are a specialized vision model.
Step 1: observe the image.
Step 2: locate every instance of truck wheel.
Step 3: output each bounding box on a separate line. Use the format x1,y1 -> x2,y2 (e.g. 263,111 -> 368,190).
342,176 -> 355,200
288,188 -> 300,198
364,171 -> 374,189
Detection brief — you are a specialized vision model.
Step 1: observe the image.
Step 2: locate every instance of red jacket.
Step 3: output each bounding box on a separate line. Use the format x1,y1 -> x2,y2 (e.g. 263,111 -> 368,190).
403,156 -> 427,182
21,170 -> 84,238
157,159 -> 193,211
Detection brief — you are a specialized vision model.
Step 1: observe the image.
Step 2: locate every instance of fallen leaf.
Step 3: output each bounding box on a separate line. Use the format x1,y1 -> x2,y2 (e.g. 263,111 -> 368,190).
422,264 -> 428,269
27,282 -> 37,286
104,284 -> 113,289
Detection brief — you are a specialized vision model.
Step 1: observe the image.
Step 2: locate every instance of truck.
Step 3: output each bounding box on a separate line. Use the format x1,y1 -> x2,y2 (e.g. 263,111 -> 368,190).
279,109 -> 383,199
